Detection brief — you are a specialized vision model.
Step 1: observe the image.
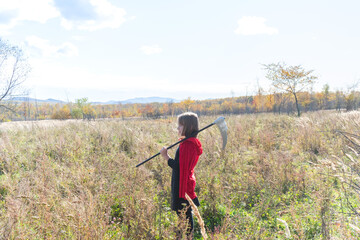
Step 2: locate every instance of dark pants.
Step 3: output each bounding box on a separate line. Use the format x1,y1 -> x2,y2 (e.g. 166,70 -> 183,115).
176,206 -> 194,236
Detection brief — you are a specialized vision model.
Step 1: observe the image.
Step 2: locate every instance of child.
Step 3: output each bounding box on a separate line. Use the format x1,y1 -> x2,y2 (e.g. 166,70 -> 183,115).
160,112 -> 203,237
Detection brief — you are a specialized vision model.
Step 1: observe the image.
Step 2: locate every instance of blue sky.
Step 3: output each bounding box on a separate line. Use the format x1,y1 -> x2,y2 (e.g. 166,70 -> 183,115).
0,0 -> 359,102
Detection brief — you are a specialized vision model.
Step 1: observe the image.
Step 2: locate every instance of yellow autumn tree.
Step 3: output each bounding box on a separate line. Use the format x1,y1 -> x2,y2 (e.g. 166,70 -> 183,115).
180,97 -> 195,111
51,105 -> 71,119
263,63 -> 317,117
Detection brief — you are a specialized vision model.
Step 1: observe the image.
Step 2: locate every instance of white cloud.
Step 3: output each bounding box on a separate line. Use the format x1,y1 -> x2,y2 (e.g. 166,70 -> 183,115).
72,35 -> 85,41
140,45 -> 163,55
234,16 -> 278,35
26,36 -> 78,57
0,0 -> 60,34
59,0 -> 127,31
26,59 -> 167,90
0,0 -> 127,34
60,18 -> 74,30
25,57 -> 259,101
56,42 -> 79,57
26,58 -> 251,98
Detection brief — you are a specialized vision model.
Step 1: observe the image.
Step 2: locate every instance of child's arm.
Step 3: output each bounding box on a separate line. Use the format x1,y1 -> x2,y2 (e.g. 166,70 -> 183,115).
160,147 -> 177,169
160,147 -> 170,161
167,157 -> 178,169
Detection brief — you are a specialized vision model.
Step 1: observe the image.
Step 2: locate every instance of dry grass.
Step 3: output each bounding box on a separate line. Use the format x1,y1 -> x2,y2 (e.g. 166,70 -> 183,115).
185,193 -> 207,240
0,111 -> 360,239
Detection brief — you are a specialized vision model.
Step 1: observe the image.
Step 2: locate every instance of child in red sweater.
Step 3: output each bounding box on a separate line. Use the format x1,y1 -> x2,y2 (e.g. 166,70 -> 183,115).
160,112 -> 203,237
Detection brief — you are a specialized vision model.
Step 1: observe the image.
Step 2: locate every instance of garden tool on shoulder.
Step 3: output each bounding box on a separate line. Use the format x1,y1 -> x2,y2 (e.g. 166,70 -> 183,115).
136,116 -> 228,168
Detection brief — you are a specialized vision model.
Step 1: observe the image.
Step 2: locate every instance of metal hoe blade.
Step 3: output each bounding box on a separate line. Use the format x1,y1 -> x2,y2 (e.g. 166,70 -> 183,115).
213,116 -> 228,150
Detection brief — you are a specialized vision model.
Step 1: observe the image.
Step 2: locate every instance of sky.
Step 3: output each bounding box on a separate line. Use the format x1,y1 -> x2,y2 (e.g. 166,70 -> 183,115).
0,0 -> 359,102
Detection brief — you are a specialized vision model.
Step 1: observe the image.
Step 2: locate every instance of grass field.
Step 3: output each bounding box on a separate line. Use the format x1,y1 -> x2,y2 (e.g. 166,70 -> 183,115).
1,111 -> 360,239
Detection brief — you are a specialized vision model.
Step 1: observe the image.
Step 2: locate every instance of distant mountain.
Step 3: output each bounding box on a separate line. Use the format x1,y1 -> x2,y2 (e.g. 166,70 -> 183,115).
45,98 -> 65,103
10,97 -> 37,102
11,97 -> 65,103
108,97 -> 179,104
10,96 -> 178,104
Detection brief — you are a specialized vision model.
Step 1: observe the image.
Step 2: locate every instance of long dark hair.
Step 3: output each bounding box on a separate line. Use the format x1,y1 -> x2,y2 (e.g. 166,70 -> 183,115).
177,112 -> 199,138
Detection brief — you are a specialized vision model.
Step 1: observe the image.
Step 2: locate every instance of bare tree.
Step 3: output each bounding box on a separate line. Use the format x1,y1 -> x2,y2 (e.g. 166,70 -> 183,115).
344,81 -> 360,111
322,84 -> 330,110
271,91 -> 289,114
263,63 -> 317,117
0,39 -> 30,114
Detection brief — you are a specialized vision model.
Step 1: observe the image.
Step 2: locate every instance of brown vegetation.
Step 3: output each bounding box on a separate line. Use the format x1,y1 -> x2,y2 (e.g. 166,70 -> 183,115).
0,111 -> 360,239
3,87 -> 360,122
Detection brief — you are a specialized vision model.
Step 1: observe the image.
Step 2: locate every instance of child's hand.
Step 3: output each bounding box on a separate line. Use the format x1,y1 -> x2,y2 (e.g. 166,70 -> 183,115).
160,147 -> 170,161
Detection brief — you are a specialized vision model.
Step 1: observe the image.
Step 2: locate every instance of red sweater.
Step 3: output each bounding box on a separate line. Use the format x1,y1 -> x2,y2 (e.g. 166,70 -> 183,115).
179,137 -> 203,199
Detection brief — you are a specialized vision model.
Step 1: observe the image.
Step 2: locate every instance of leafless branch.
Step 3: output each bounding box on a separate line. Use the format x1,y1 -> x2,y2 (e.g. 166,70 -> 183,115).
0,39 -> 30,114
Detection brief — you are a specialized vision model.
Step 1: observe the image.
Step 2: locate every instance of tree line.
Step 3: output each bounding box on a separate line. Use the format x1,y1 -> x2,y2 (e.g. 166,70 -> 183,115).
0,87 -> 359,122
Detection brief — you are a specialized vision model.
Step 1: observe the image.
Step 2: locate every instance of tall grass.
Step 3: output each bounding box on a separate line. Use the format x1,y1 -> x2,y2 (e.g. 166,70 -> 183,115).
0,112 -> 359,239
